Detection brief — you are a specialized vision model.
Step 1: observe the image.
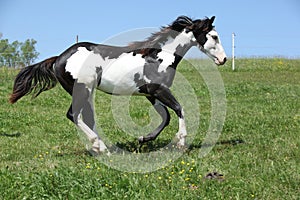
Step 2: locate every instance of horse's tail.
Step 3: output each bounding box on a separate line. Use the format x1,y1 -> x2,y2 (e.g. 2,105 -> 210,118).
9,56 -> 59,104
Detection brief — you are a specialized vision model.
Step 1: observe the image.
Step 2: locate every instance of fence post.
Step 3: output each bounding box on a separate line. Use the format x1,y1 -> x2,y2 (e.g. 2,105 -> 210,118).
232,32 -> 235,71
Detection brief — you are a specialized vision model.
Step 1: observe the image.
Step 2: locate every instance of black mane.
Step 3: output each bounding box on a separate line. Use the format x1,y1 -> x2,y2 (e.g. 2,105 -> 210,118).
128,16 -> 195,56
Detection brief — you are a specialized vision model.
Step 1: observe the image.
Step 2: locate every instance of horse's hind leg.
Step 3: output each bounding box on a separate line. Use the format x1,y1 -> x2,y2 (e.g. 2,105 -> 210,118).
71,82 -> 108,154
54,64 -> 107,154
138,97 -> 170,144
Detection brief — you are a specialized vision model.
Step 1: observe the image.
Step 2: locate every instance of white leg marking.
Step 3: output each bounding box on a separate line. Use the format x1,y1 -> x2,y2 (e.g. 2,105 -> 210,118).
176,109 -> 187,147
77,118 -> 108,154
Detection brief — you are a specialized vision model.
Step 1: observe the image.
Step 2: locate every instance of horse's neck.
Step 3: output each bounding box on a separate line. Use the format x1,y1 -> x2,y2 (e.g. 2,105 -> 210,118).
158,30 -> 195,68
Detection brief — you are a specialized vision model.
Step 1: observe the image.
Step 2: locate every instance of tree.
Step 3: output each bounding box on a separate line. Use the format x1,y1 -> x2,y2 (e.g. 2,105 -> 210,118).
9,40 -> 22,67
20,39 -> 39,66
0,39 -> 9,67
0,38 -> 39,68
0,39 -> 21,67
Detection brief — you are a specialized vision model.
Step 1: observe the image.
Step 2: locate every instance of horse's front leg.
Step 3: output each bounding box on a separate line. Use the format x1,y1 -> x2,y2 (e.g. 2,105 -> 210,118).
148,84 -> 188,147
138,97 -> 170,144
70,82 -> 109,155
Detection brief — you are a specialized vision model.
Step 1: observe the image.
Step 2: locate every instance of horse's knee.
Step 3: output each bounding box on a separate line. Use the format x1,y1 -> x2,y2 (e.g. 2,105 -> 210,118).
66,107 -> 78,124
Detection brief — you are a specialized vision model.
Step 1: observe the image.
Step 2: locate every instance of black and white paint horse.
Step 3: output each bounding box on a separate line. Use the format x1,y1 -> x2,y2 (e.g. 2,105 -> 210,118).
10,16 -> 226,154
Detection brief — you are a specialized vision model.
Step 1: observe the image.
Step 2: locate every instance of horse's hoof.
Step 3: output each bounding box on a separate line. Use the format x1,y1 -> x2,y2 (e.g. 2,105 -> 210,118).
88,147 -> 111,156
88,148 -> 99,156
138,136 -> 144,143
176,143 -> 188,151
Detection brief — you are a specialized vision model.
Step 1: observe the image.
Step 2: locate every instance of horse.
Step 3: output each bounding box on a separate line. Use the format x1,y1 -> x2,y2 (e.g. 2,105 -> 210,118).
10,16 -> 227,155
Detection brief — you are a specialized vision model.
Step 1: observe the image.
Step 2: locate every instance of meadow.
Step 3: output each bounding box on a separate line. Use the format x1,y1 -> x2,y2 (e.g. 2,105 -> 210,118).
0,58 -> 299,199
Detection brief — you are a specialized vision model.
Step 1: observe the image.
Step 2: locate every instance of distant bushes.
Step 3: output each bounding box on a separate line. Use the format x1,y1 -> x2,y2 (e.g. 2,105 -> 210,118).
0,38 -> 39,68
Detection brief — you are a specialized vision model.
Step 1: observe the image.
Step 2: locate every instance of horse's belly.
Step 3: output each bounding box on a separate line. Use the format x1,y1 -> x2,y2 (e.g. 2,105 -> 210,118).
98,53 -> 146,95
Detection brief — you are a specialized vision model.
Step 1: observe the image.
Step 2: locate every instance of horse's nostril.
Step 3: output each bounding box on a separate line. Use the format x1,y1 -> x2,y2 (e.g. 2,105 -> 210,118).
223,57 -> 227,63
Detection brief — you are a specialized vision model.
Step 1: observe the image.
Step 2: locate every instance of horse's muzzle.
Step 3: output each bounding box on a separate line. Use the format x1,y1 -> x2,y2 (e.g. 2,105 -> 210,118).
215,57 -> 227,65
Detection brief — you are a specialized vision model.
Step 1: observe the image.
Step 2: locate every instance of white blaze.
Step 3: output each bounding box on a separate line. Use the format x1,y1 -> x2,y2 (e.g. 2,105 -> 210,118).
201,29 -> 226,65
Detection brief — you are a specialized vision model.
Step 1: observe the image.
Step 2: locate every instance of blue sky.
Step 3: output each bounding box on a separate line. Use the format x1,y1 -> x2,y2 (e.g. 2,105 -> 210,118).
1,0 -> 300,60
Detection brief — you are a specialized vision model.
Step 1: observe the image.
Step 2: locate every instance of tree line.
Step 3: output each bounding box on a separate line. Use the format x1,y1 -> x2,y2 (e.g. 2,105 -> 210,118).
0,38 -> 39,68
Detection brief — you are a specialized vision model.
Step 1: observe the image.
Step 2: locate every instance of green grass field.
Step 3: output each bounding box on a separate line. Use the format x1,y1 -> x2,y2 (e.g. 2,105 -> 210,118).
0,58 -> 299,199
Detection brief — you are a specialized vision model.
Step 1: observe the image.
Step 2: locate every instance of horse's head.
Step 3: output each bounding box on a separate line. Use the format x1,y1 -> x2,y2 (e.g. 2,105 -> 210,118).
190,16 -> 227,65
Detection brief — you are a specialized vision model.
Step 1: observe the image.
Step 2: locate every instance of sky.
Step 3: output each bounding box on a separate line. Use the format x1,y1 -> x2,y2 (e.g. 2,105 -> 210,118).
1,0 -> 300,60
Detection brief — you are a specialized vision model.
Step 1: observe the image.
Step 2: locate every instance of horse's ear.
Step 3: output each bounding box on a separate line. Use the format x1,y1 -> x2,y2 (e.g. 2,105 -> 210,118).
210,16 -> 215,24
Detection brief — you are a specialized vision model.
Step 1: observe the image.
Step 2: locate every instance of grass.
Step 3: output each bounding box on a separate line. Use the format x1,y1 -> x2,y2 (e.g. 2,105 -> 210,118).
0,58 -> 299,199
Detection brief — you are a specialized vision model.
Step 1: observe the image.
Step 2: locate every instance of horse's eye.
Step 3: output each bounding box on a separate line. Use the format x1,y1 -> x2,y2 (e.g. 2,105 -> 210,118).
212,35 -> 218,40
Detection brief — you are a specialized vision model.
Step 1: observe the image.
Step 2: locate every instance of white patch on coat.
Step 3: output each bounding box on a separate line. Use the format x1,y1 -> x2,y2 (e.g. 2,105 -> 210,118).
143,75 -> 151,83
99,52 -> 146,95
66,48 -> 146,94
157,30 -> 194,72
66,47 -> 112,89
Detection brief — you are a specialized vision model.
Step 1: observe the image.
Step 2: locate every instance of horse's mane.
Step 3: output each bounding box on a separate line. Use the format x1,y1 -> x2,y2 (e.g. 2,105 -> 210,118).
128,16 -> 194,56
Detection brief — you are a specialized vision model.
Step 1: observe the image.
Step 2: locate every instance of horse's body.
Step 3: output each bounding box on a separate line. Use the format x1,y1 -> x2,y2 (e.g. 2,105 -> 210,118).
10,16 -> 226,154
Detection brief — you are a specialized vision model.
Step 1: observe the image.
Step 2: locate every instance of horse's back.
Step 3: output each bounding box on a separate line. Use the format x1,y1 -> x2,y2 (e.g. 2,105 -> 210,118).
53,42 -> 146,95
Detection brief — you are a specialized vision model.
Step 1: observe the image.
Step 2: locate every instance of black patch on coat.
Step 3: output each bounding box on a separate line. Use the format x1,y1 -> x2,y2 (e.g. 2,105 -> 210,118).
92,44 -> 128,59
96,67 -> 102,86
134,56 -> 177,95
